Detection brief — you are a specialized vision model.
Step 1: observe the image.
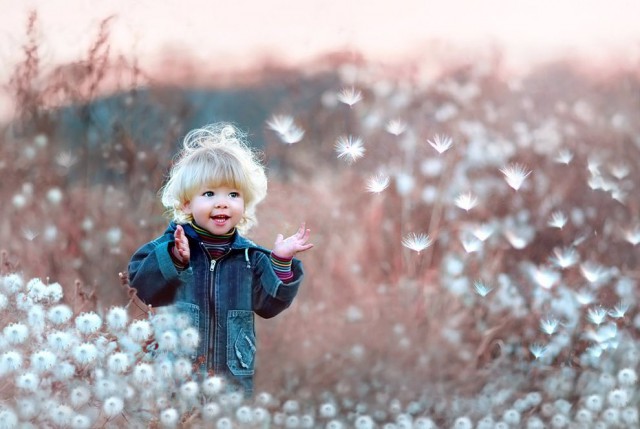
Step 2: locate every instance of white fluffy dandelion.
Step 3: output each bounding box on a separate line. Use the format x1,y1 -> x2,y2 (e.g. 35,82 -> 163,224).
337,86 -> 363,107
335,135 -> 365,163
16,371 -> 40,392
473,281 -> 493,297
106,306 -> 128,331
454,192 -> 478,211
550,246 -> 579,269
160,408 -> 179,428
47,304 -> 73,325
554,148 -> 574,164
385,119 -> 407,136
540,318 -> 560,335
266,114 -> 305,144
401,233 -> 432,253
157,330 -> 179,352
500,163 -> 531,191
70,414 -> 92,429
3,323 -> 29,344
427,134 -> 453,154
72,343 -> 98,365
202,402 -> 222,421
103,396 -> 124,419
128,319 -> 152,342
70,385 -> 91,409
180,327 -> 200,350
548,211 -> 568,229
75,312 -> 102,335
107,352 -> 130,374
30,350 -> 57,373
133,363 -> 155,385
203,376 -> 225,396
0,350 -> 23,373
529,343 -> 547,359
174,357 -> 193,379
587,306 -> 608,325
47,330 -> 75,352
365,173 -> 390,193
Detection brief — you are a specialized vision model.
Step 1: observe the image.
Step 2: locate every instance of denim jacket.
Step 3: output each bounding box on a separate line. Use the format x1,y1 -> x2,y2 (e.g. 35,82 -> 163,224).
128,222 -> 304,395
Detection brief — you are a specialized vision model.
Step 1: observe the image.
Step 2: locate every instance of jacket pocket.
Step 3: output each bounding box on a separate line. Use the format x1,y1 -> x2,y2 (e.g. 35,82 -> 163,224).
226,310 -> 256,376
174,301 -> 200,330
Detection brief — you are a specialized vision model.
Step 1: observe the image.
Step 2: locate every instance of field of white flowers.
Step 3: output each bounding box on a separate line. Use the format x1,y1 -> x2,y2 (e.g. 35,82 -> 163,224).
1,14 -> 639,429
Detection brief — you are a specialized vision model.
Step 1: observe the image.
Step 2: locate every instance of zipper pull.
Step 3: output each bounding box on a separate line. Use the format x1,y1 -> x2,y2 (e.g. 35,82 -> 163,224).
210,259 -> 216,271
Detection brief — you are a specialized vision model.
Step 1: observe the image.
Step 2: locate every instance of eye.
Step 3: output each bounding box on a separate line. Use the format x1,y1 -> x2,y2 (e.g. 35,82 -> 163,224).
203,191 -> 214,197
229,192 -> 240,198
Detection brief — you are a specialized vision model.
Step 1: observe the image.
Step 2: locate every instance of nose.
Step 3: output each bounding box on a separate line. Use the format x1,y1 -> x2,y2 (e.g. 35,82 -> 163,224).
214,197 -> 228,208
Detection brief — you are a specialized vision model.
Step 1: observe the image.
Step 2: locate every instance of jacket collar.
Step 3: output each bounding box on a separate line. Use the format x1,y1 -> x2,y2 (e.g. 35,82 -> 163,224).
166,222 -> 263,251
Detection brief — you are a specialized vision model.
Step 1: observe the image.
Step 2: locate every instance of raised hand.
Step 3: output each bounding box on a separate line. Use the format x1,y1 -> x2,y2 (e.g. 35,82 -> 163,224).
273,222 -> 314,260
172,224 -> 191,265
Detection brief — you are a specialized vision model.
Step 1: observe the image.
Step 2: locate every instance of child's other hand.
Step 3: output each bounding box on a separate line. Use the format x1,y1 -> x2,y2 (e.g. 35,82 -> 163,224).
273,222 -> 314,260
173,225 -> 190,264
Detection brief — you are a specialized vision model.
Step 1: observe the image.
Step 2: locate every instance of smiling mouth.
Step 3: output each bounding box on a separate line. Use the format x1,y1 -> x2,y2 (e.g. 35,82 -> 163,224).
212,215 -> 230,224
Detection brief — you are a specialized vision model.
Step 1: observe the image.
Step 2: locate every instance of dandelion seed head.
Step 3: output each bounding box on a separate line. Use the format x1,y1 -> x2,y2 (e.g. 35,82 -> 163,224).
401,233 -> 432,253
16,371 -> 39,391
427,134 -> 453,154
337,86 -> 363,107
128,319 -> 152,342
587,306 -> 608,325
174,357 -> 193,379
72,342 -> 98,365
500,163 -> 531,191
202,402 -> 222,421
554,149 -> 573,164
75,312 -> 102,334
132,363 -> 154,385
70,414 -> 92,429
47,304 -> 73,325
107,352 -> 130,374
548,211 -> 568,229
106,306 -> 128,331
365,173 -> 390,193
160,408 -> 179,428
454,192 -> 478,211
30,349 -> 56,372
103,396 -> 124,418
385,119 -> 407,136
540,318 -> 560,335
4,323 -> 29,345
550,246 -> 579,269
180,381 -> 200,401
180,327 -> 200,350
203,375 -> 225,396
335,135 -> 365,163
2,273 -> 24,294
529,343 -> 547,359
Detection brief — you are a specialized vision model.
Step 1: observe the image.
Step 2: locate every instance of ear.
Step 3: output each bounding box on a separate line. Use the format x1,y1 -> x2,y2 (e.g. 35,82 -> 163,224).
181,200 -> 192,215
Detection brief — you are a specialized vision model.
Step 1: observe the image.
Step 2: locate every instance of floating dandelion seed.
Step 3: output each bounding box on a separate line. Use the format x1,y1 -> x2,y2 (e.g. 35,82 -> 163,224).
266,114 -> 294,135
454,192 -> 478,211
548,211 -> 568,229
21,227 -> 38,241
461,236 -> 482,253
574,289 -> 595,306
623,225 -> 640,246
550,246 -> 579,269
500,163 -> 531,191
554,149 -> 573,164
587,307 -> 608,325
401,233 -> 433,253
472,223 -> 494,241
365,173 -> 390,193
610,163 -> 630,180
335,135 -> 365,163
385,119 -> 407,136
266,114 -> 305,144
337,86 -> 363,107
608,302 -> 629,318
55,151 -> 78,169
532,266 -> 559,289
540,318 -> 560,335
427,134 -> 453,154
473,281 -> 493,297
580,262 -> 608,283
529,343 -> 547,359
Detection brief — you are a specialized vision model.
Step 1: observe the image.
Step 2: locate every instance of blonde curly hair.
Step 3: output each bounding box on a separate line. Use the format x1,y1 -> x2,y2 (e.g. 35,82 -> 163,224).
160,122 -> 267,233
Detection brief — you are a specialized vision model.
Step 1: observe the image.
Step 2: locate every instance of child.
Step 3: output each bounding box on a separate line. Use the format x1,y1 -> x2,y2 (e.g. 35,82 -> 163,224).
128,122 -> 313,396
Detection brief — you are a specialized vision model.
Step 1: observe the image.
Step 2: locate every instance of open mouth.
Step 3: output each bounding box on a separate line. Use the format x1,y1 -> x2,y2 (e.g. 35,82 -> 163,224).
212,215 -> 230,225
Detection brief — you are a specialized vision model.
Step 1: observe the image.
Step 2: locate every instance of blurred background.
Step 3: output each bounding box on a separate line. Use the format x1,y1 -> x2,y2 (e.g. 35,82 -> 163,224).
1,0 -> 640,425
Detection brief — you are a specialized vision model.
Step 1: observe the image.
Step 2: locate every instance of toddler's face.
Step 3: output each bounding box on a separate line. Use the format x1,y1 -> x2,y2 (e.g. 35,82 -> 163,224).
183,184 -> 245,234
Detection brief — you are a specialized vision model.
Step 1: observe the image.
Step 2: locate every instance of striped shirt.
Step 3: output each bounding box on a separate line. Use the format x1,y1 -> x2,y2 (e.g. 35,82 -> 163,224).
171,223 -> 293,283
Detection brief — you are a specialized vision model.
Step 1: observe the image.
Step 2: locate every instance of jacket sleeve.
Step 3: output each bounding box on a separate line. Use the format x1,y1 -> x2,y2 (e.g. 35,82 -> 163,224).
127,235 -> 193,307
252,251 -> 304,319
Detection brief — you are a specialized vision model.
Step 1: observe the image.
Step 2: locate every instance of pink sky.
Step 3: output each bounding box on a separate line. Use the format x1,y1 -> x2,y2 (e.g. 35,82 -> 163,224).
1,0 -> 639,117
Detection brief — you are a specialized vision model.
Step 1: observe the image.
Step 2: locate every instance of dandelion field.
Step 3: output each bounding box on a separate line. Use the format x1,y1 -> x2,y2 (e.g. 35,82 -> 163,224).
1,15 -> 640,429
